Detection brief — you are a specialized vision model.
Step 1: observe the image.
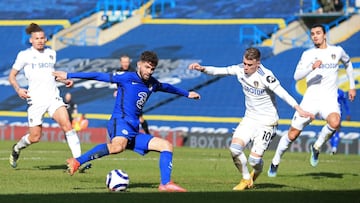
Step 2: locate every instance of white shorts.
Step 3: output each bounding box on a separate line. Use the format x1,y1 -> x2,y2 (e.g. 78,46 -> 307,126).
27,97 -> 65,127
232,117 -> 277,156
291,97 -> 340,130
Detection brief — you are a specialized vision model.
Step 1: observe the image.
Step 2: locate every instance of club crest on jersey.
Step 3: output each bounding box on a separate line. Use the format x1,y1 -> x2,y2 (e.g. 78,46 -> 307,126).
266,76 -> 276,83
148,84 -> 153,91
253,81 -> 259,88
331,54 -> 336,60
49,55 -> 54,60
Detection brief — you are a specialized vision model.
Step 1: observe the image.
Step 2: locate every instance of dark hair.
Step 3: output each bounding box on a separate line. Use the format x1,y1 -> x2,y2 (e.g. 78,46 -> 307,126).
140,51 -> 158,67
244,47 -> 261,61
26,23 -> 44,35
311,24 -> 326,34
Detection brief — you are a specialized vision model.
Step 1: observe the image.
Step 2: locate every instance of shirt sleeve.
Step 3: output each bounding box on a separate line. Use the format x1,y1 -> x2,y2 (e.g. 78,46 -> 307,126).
272,85 -> 299,108
339,46 -> 356,89
203,65 -> 239,76
157,82 -> 189,97
67,72 -> 112,82
12,51 -> 26,71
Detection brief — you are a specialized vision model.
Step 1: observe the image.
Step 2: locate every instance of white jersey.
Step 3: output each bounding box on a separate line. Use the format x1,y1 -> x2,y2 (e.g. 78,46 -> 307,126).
294,44 -> 355,102
203,64 -> 298,125
12,46 -> 59,105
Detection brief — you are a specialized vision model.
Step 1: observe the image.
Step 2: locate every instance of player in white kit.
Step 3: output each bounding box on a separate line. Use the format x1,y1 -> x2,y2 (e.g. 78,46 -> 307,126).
189,47 -> 313,190
268,24 -> 356,177
8,23 -> 81,168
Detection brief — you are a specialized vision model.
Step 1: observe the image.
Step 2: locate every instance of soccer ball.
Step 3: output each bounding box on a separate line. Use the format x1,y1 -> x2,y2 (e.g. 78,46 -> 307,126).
106,169 -> 130,191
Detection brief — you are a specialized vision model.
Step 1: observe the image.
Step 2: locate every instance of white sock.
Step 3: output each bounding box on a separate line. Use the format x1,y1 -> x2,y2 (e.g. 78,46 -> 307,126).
14,134 -> 31,152
272,135 -> 292,165
314,124 -> 336,150
65,130 -> 81,158
239,153 -> 250,180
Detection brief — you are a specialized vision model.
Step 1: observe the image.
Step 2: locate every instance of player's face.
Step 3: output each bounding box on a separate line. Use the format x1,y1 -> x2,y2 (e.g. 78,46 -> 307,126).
243,57 -> 259,75
120,57 -> 131,70
137,61 -> 156,81
310,27 -> 326,48
29,31 -> 47,51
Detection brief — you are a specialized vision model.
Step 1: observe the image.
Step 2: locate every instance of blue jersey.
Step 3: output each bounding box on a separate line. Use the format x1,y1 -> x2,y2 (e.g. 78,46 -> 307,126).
67,71 -> 189,129
337,89 -> 350,118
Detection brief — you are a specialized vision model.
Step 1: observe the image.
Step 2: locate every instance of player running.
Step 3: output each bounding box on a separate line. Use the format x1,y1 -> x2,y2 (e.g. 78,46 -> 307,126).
189,47 -> 313,190
53,51 -> 200,192
8,23 -> 81,168
268,24 -> 356,177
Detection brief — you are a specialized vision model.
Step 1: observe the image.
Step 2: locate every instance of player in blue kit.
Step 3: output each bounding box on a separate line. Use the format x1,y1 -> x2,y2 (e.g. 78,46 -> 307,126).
53,51 -> 200,192
330,88 -> 351,154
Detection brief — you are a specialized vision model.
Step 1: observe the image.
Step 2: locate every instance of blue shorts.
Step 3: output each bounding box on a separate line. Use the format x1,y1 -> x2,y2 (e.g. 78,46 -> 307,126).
107,118 -> 153,155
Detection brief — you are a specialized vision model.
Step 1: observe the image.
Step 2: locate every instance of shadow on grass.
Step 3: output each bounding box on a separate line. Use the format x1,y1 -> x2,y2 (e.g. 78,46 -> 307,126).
0,190 -> 359,203
297,172 -> 359,179
72,183 -> 157,192
34,164 -> 67,170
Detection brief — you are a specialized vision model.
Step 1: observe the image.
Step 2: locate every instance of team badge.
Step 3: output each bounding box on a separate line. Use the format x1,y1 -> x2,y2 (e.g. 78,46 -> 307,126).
331,54 -> 336,60
148,84 -> 153,91
49,55 -> 54,60
254,81 -> 259,87
266,75 -> 276,83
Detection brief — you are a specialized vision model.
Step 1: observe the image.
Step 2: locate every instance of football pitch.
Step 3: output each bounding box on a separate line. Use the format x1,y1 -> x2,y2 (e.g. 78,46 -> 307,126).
0,140 -> 359,203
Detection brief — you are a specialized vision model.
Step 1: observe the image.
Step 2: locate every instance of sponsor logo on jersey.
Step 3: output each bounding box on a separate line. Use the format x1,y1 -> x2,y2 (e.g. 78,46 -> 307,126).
266,75 -> 276,83
243,85 -> 265,95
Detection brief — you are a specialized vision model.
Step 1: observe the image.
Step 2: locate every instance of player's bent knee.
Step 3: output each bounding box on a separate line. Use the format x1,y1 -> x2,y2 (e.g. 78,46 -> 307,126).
229,143 -> 244,157
160,140 -> 173,152
108,144 -> 125,154
248,155 -> 263,171
29,134 -> 41,143
148,137 -> 173,152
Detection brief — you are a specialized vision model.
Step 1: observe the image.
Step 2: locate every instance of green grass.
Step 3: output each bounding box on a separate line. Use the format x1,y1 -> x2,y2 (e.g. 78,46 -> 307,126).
0,140 -> 359,203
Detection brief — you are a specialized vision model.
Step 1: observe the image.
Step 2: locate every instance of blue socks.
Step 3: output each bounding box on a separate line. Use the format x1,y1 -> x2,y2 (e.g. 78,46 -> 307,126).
76,143 -> 109,165
159,151 -> 173,185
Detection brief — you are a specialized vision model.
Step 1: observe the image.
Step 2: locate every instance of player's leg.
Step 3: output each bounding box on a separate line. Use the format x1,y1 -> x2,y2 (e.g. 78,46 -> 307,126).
66,118 -> 129,175
145,135 -> 186,192
10,126 -> 42,168
330,130 -> 340,154
230,119 -> 254,190
314,113 -> 340,149
67,136 -> 127,175
249,124 -> 276,181
10,104 -> 45,168
52,105 -> 81,158
268,110 -> 310,177
311,108 -> 340,167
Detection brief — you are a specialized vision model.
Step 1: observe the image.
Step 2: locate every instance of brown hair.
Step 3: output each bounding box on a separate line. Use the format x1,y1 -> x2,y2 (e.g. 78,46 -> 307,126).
25,23 -> 44,35
244,47 -> 261,61
140,51 -> 158,67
